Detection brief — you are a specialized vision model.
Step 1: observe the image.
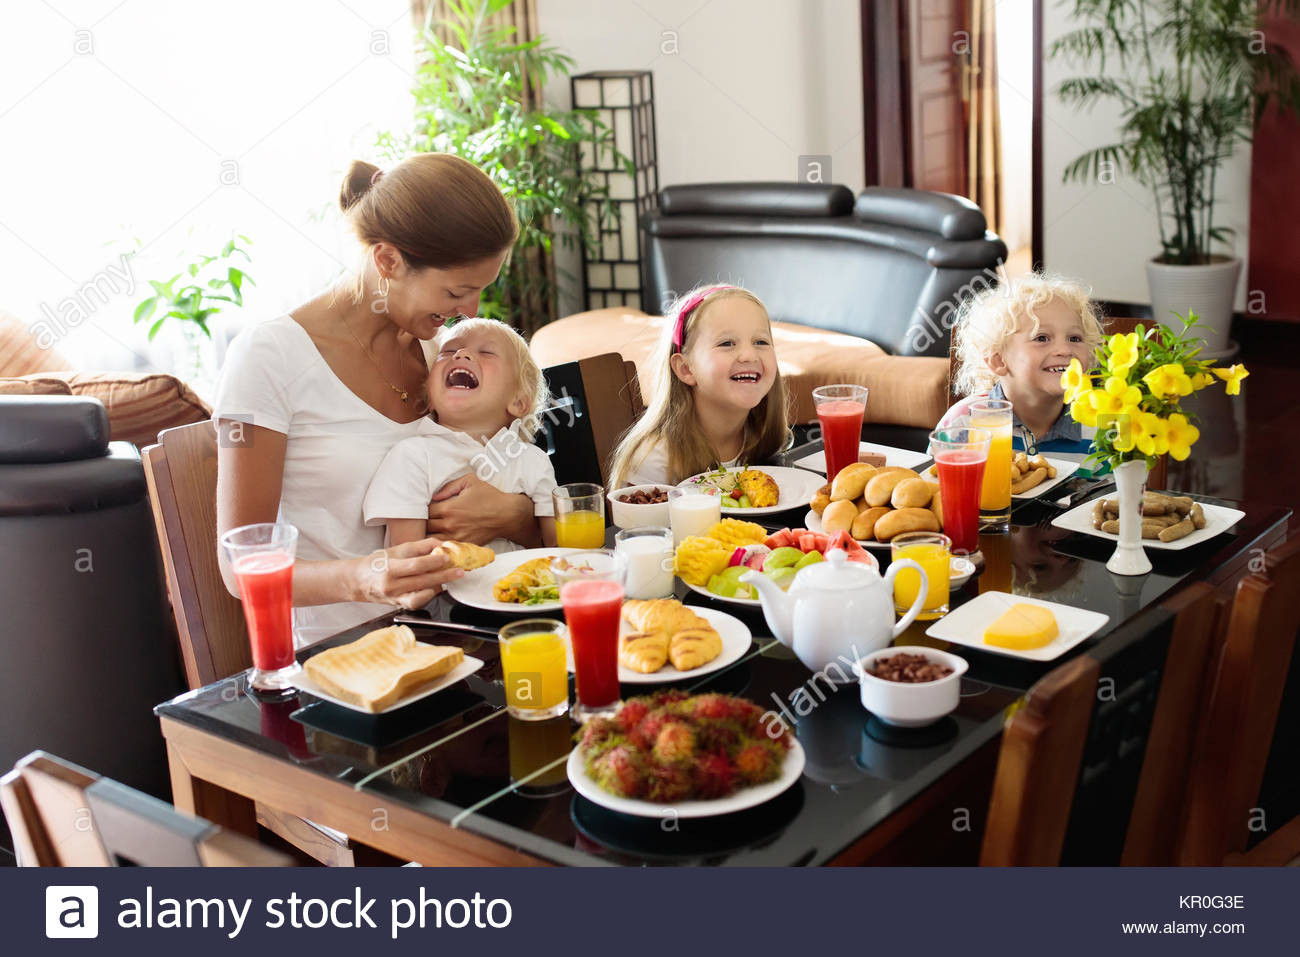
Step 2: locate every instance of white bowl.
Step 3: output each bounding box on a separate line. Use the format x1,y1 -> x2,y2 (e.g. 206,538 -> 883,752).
607,484 -> 673,530
850,646 -> 969,727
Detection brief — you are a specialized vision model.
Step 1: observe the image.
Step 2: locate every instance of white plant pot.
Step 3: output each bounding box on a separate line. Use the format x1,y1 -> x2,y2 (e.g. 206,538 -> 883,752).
1145,256 -> 1241,359
1106,459 -> 1153,577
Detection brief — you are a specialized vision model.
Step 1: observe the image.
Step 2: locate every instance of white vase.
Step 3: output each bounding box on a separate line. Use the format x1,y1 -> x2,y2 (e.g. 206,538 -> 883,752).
1106,459 -> 1153,576
1145,256 -> 1241,359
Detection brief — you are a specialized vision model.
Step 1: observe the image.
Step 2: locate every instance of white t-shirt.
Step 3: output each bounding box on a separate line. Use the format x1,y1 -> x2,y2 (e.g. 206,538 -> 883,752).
623,439 -> 738,487
363,419 -> 557,552
213,314 -> 429,647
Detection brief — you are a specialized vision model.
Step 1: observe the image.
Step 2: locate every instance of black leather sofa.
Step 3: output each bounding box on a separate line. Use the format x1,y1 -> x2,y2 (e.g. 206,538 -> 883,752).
0,395 -> 184,859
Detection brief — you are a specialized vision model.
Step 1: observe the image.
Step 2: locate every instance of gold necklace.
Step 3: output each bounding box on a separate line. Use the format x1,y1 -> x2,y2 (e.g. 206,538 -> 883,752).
340,311 -> 412,403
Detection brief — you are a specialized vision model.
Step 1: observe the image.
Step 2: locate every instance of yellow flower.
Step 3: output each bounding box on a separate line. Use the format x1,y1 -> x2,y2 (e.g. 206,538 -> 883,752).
1061,358 -> 1088,404
1191,370 -> 1215,390
1070,390 -> 1099,427
1163,413 -> 1200,461
1107,412 -> 1139,454
1091,383 -> 1138,418
1103,374 -> 1142,408
1142,363 -> 1194,400
1107,332 -> 1141,375
1135,412 -> 1169,457
1213,363 -> 1250,396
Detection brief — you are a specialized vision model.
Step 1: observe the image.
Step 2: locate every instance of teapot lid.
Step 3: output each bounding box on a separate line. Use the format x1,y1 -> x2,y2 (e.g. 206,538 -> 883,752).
797,547 -> 878,589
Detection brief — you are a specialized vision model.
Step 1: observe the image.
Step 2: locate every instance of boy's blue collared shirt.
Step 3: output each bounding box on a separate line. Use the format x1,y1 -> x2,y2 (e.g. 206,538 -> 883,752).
986,382 -> 1093,456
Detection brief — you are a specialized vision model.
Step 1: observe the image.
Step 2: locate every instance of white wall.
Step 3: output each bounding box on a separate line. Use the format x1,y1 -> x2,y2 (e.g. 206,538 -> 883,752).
1041,4 -> 1250,309
537,0 -> 865,316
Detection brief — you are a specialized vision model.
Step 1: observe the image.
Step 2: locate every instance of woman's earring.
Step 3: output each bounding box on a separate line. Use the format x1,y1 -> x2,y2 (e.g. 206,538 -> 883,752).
376,275 -> 391,297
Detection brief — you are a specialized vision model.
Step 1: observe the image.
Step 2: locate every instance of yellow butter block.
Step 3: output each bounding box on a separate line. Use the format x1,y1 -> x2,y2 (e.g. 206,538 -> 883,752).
984,603 -> 1059,650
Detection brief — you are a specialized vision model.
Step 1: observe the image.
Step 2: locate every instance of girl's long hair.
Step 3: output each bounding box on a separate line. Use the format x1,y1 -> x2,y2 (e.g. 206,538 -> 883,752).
610,286 -> 790,487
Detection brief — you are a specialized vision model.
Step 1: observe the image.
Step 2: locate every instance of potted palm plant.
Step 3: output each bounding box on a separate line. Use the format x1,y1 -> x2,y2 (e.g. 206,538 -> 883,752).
1052,0 -> 1300,357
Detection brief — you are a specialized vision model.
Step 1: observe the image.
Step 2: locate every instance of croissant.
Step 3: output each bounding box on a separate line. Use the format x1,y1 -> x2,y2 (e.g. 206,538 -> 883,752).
619,631 -> 669,673
622,598 -> 708,636
669,627 -> 723,671
492,556 -> 556,603
621,599 -> 722,673
435,540 -> 495,571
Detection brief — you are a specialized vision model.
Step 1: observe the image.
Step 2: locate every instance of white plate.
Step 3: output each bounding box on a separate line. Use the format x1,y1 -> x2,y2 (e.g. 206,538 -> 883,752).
793,442 -> 930,474
676,465 -> 826,516
925,591 -> 1109,662
567,737 -> 805,818
920,456 -> 1080,499
1049,499 -> 1245,550
290,654 -> 485,714
560,605 -> 753,683
682,550 -> 881,607
803,510 -> 891,551
443,547 -> 580,613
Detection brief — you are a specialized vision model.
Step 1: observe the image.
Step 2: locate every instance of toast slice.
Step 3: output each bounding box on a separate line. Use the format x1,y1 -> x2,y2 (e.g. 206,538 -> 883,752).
303,625 -> 464,712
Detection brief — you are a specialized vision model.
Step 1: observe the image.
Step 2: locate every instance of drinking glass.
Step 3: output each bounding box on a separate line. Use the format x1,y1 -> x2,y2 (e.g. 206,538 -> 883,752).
928,427 -> 991,557
667,486 -> 721,546
614,526 -> 675,599
552,483 -> 607,549
890,531 -> 952,619
552,550 -> 628,721
220,522 -> 300,693
498,619 -> 569,720
812,384 -> 869,482
970,398 -> 1013,528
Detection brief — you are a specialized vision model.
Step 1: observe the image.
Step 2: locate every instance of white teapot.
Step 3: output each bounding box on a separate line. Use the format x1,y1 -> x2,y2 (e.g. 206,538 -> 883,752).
742,549 -> 926,682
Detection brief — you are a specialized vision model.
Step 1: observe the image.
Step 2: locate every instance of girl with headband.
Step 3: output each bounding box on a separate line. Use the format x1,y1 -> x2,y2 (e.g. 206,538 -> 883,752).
610,284 -> 790,487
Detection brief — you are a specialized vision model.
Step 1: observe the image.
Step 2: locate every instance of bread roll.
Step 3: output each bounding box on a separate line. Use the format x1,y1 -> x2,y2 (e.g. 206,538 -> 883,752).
810,483 -> 832,516
890,477 -> 934,509
821,499 -> 859,535
830,462 -> 877,502
865,468 -> 918,507
852,506 -> 890,541
929,484 -> 943,528
873,507 -> 940,541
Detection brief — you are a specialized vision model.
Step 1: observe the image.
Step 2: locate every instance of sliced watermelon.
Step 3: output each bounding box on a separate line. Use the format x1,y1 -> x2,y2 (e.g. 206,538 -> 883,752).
845,551 -> 874,564
827,529 -> 867,556
811,532 -> 830,552
797,531 -> 818,553
765,528 -> 794,550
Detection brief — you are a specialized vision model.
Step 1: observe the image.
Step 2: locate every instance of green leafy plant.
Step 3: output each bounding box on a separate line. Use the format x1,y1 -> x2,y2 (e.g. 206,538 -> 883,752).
1052,0 -> 1300,264
132,236 -> 254,340
378,0 -> 625,331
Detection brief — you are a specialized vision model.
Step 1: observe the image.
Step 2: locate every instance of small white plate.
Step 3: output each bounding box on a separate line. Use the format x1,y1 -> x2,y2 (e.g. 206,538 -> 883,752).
949,556 -> 976,589
290,655 -> 485,714
920,456 -> 1080,499
803,510 -> 892,551
567,737 -> 805,818
677,465 -> 826,516
793,442 -> 931,474
444,547 -> 580,613
1049,499 -> 1245,550
560,605 -> 753,683
924,591 -> 1109,662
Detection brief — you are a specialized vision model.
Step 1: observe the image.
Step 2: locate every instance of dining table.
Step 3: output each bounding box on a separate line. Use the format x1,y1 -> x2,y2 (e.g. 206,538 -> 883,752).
156,439 -> 1292,866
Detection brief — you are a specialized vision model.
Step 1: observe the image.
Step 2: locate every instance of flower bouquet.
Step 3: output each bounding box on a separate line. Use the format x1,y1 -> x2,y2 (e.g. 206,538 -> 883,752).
1059,310 -> 1248,574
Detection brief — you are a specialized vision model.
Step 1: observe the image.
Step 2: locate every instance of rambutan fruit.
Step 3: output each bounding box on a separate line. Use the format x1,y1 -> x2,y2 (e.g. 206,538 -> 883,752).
652,719 -> 696,765
692,752 -> 736,799
592,745 -> 645,798
645,763 -> 692,803
733,741 -> 783,784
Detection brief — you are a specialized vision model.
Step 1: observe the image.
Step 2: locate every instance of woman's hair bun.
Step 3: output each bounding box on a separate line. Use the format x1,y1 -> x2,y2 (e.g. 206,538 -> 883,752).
339,160 -> 381,212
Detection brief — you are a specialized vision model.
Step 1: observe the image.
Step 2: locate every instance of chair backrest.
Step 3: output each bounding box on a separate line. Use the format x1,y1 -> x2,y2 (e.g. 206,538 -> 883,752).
1,752 -> 290,866
142,421 -> 250,688
1120,582 -> 1223,865
980,655 -> 1100,865
1177,535 -> 1300,864
540,353 -> 644,488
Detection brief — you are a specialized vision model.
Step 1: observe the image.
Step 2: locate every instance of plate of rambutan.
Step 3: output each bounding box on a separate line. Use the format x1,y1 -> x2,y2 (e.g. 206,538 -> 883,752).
567,691 -> 805,817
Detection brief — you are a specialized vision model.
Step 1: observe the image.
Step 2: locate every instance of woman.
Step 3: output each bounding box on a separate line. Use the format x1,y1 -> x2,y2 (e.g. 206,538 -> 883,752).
215,153 -> 540,645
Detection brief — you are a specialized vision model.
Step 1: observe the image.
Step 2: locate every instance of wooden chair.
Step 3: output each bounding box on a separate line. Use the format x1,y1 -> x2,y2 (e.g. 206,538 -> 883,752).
1178,536 -> 1300,865
979,656 -> 1100,865
142,421 -> 353,866
1,752 -> 291,866
540,353 -> 644,487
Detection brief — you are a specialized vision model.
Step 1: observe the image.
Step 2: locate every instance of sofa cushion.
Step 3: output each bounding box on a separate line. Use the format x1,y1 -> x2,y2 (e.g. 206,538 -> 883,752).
0,311 -> 75,376
58,372 -> 212,447
0,374 -> 74,396
530,308 -> 951,430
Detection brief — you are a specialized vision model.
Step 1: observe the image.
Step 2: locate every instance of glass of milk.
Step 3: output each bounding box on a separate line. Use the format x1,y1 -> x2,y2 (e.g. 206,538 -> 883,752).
614,526 -> 675,599
667,487 -> 722,547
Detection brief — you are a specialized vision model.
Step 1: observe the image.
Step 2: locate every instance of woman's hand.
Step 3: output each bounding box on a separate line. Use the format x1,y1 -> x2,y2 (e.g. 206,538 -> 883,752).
427,474 -> 541,546
350,537 -> 464,609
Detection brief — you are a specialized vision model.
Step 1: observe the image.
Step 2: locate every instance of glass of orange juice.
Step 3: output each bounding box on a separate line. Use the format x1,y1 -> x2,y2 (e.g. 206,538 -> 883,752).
498,619 -> 570,720
971,398 -> 1013,528
890,531 -> 952,619
552,483 -> 607,549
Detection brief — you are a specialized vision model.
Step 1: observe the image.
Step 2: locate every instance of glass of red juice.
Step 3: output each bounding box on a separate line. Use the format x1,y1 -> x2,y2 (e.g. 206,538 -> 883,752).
220,522 -> 300,694
928,428 -> 991,557
812,384 -> 869,483
552,550 -> 628,721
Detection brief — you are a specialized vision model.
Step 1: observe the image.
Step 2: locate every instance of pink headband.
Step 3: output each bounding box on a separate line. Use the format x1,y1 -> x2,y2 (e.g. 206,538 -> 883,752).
370,168 -> 385,186
671,285 -> 735,352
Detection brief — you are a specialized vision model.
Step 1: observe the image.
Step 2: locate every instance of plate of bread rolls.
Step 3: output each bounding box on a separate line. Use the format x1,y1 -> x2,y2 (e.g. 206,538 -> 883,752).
804,462 -> 945,549
1050,492 -> 1244,550
922,453 -> 1078,499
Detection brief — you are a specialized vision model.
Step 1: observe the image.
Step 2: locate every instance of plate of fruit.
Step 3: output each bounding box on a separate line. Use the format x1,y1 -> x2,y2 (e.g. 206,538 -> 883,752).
686,528 -> 879,605
568,690 -> 806,818
678,465 -> 826,516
